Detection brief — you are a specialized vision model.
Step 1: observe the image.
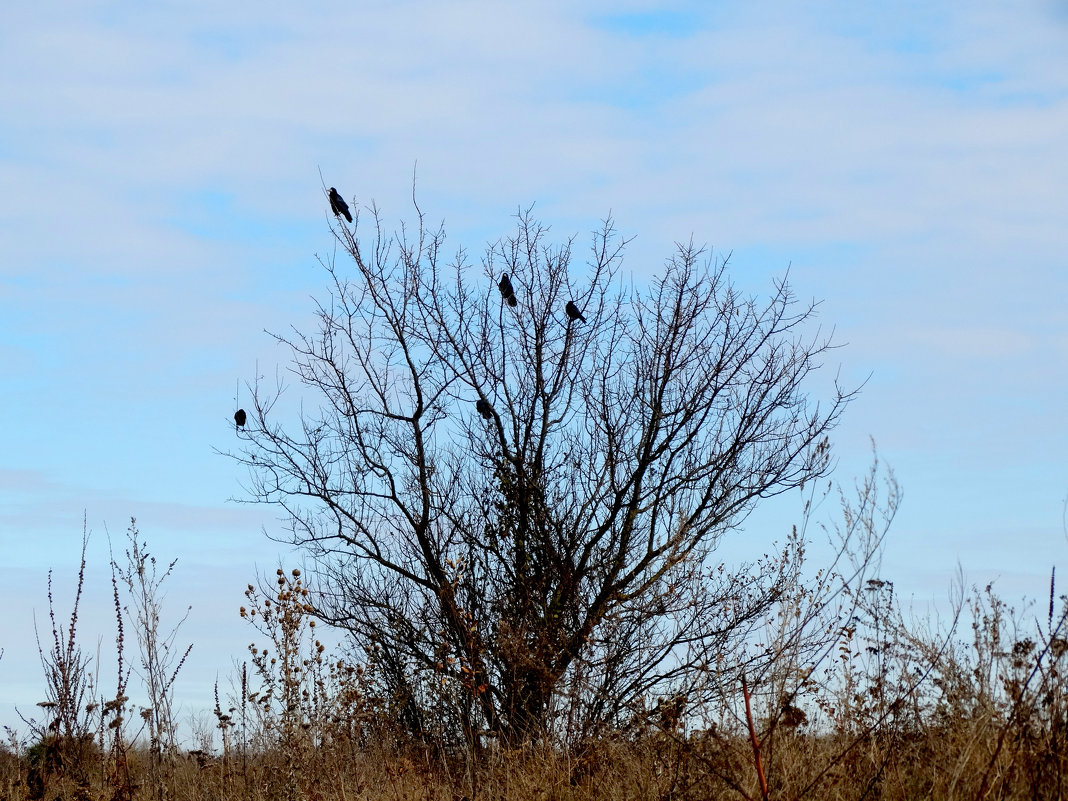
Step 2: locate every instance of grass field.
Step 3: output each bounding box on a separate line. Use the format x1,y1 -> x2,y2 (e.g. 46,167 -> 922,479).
3,526 -> 1067,801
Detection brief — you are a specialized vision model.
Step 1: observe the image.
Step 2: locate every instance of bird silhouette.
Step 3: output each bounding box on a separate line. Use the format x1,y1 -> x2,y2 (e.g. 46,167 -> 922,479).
475,399 -> 494,420
328,187 -> 352,223
234,409 -> 247,429
565,301 -> 586,323
497,274 -> 517,307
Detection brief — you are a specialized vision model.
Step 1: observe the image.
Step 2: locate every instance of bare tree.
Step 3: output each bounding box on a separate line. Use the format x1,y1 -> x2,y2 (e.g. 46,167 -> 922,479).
228,197 -> 856,747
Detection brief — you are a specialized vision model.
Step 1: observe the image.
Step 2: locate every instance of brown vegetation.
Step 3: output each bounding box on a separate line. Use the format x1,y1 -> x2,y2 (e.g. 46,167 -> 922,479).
4,514 -> 1068,801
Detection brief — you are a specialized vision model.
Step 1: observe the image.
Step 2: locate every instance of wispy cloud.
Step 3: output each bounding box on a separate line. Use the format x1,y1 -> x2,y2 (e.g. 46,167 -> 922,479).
1,0 -> 1066,732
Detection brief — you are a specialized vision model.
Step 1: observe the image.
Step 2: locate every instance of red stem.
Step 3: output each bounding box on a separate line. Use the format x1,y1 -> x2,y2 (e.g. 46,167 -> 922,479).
742,675 -> 769,801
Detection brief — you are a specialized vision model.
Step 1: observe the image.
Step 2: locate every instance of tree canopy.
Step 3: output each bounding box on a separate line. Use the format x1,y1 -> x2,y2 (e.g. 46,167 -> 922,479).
230,200 -> 856,747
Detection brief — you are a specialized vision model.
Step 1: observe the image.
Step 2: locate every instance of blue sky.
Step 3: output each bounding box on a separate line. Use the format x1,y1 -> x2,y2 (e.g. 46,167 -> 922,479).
2,1 -> 1067,736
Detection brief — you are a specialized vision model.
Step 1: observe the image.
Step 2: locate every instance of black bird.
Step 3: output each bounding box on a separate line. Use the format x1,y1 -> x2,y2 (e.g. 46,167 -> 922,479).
475,399 -> 494,420
234,409 -> 247,429
565,301 -> 586,323
497,273 -> 517,307
328,187 -> 352,223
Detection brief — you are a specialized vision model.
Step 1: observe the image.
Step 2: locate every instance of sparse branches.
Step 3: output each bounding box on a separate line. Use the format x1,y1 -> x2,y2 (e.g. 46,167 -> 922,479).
31,521 -> 96,744
229,196 -> 857,748
111,519 -> 192,800
238,567 -> 380,797
24,519 -> 99,800
104,559 -> 132,801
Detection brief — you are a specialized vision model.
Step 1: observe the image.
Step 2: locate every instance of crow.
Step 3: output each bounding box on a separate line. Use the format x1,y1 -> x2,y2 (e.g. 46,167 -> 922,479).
234,409 -> 247,429
475,399 -> 494,420
498,273 -> 517,306
328,187 -> 352,223
565,301 -> 586,323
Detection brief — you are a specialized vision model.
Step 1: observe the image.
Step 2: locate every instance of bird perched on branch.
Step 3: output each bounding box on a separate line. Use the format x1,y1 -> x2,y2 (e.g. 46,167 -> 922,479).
565,301 -> 586,323
475,399 -> 494,420
234,409 -> 247,430
497,274 -> 518,307
328,187 -> 352,223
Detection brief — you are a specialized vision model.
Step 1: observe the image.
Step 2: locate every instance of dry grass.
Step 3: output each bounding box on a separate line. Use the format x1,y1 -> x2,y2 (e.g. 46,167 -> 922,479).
6,527 -> 1068,801
3,720 -> 1068,801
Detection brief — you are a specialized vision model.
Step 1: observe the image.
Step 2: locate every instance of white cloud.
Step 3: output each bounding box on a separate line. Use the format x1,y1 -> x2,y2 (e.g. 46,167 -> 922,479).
1,0 -> 1067,732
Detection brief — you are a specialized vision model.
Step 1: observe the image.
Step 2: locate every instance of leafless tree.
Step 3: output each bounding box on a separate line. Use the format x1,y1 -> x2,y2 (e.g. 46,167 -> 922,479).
227,196 -> 857,748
